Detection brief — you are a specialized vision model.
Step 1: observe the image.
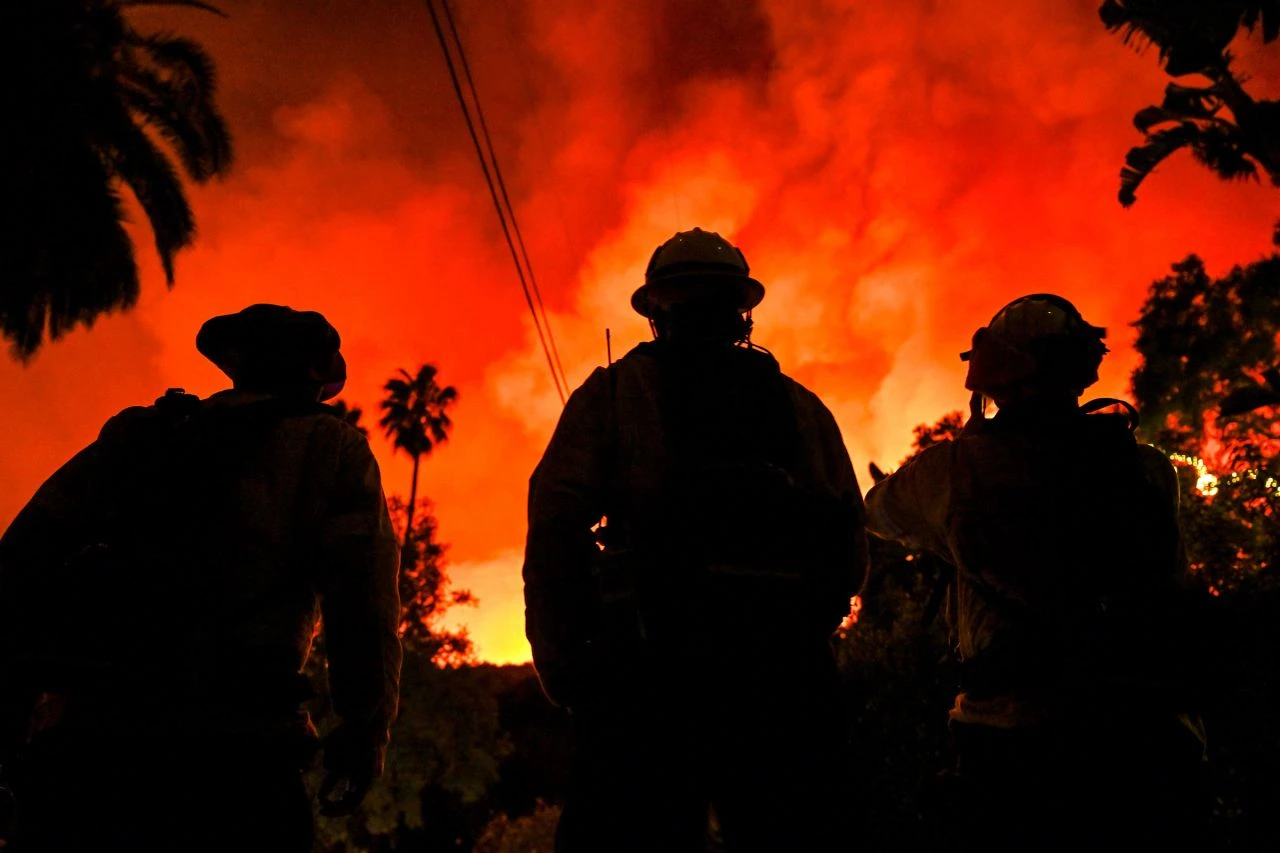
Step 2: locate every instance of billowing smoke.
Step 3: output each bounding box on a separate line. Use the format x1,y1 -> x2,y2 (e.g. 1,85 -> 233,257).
2,0 -> 1276,661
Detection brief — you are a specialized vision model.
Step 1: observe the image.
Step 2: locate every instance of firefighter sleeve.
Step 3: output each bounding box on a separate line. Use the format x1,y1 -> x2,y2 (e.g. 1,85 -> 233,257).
316,430 -> 402,772
523,368 -> 612,707
0,439 -> 112,760
806,398 -> 870,631
864,442 -> 955,557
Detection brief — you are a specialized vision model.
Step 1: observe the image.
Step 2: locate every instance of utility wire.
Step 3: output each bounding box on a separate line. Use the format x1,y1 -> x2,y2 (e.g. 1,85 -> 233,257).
423,0 -> 568,404
497,0 -> 581,312
441,0 -> 569,392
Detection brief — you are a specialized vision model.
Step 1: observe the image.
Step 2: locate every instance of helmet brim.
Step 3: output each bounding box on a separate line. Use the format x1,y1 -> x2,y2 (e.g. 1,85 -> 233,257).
630,273 -> 765,318
196,305 -> 343,387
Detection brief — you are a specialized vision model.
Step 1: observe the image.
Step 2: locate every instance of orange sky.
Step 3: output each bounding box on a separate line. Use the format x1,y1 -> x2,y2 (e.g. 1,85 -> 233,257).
2,0 -> 1278,663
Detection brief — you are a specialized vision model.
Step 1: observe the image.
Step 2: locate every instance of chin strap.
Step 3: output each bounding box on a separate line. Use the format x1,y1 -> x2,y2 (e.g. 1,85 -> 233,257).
965,391 -> 990,433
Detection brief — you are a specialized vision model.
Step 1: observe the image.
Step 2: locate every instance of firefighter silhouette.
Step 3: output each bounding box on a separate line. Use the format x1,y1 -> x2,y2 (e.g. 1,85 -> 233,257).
524,229 -> 868,852
865,294 -> 1210,851
0,305 -> 401,853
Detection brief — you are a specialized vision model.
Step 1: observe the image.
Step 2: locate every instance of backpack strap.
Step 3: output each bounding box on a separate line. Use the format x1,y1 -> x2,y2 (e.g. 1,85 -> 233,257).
1079,397 -> 1140,431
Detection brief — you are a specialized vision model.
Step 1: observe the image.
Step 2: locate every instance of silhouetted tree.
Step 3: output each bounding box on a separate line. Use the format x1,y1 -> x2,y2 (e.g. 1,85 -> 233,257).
328,399 -> 369,438
2,0 -> 233,359
311,665 -> 514,852
306,496 -> 495,853
1100,0 -> 1280,205
327,396 -> 472,656
1130,238 -> 1280,848
906,411 -> 965,456
386,496 -> 475,665
1131,241 -> 1280,591
378,365 -> 457,553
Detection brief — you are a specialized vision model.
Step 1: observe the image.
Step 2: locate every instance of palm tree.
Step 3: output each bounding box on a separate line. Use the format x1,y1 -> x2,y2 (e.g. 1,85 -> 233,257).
1100,0 -> 1279,205
2,0 -> 233,360
379,365 -> 458,552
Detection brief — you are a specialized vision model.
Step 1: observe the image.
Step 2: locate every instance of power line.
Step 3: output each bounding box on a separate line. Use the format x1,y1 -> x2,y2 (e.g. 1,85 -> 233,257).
440,0 -> 569,391
423,0 -> 569,405
496,0 -> 580,308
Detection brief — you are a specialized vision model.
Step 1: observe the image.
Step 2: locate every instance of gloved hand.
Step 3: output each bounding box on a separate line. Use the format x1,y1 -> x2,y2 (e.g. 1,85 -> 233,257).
317,722 -> 384,817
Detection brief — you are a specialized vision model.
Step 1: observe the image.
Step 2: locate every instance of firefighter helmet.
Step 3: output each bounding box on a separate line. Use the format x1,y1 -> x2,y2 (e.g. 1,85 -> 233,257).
196,304 -> 347,400
961,294 -> 1108,400
631,227 -> 765,318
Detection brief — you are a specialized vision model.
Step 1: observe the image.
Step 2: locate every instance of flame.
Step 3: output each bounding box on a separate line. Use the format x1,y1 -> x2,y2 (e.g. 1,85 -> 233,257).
1169,453 -> 1222,497
839,595 -> 863,632
1169,452 -> 1280,500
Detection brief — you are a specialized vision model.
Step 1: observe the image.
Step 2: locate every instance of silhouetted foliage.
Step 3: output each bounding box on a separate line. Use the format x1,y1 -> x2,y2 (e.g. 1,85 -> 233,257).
306,664 -> 571,853
1131,240 -> 1280,848
473,800 -> 560,853
325,391 -> 472,660
329,399 -> 370,438
388,496 -> 475,665
1132,243 -> 1280,591
908,411 -> 965,457
1100,0 -> 1280,205
379,364 -> 458,552
311,664 -> 509,852
839,412 -> 966,853
2,0 -> 233,359
301,492 -> 520,852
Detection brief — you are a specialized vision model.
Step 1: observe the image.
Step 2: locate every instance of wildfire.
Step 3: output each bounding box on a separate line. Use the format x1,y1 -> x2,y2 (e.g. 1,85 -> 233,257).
1168,452 -> 1280,499
839,595 -> 863,632
2,2 -> 1278,664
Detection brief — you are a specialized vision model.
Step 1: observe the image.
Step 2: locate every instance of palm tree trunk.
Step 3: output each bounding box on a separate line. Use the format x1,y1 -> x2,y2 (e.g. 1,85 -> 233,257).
404,452 -> 421,554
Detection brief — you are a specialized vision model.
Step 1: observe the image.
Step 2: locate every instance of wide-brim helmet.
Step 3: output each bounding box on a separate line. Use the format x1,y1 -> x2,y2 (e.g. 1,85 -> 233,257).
961,293 -> 1108,399
196,304 -> 347,401
631,227 -> 765,318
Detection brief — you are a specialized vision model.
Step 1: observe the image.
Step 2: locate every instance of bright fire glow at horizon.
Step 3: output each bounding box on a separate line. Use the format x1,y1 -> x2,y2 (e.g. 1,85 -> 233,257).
2,1 -> 1278,663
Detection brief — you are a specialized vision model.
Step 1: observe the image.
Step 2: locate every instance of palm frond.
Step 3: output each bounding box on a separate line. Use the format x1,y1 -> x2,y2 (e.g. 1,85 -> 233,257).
378,364 -> 458,459
0,0 -> 230,359
121,34 -> 232,180
128,33 -> 218,99
1189,126 -> 1260,182
121,68 -> 229,181
1098,0 -> 1249,75
1098,0 -> 1144,42
1119,123 -> 1201,206
1133,105 -> 1220,133
1160,81 -> 1223,117
1,149 -> 140,360
101,114 -> 195,283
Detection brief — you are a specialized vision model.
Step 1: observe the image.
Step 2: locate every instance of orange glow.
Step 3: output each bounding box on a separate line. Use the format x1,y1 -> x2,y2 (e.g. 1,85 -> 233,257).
839,596 -> 862,632
2,2 -> 1278,663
